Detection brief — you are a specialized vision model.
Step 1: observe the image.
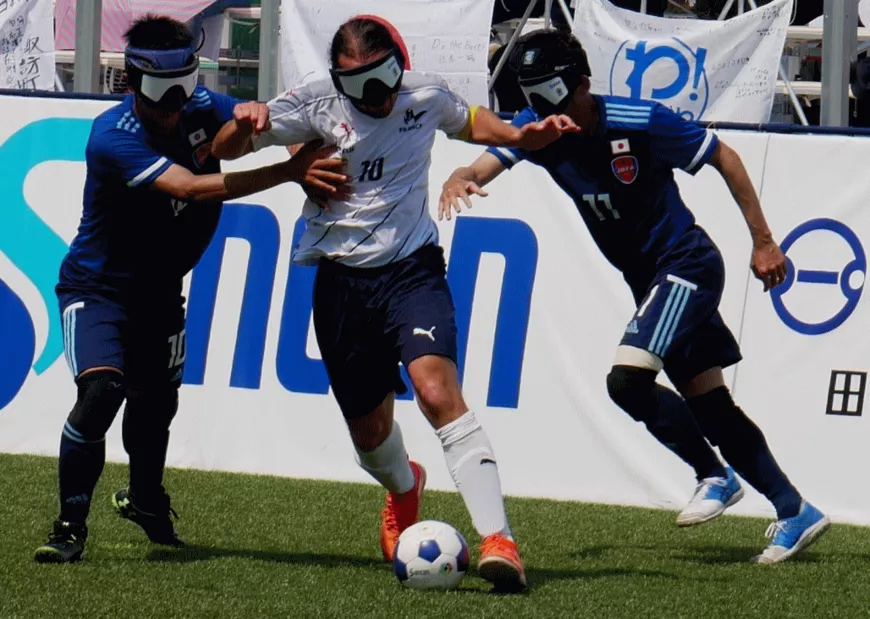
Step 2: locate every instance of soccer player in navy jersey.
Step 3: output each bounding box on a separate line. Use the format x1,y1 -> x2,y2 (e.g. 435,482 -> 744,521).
439,30 -> 830,563
34,16 -> 340,564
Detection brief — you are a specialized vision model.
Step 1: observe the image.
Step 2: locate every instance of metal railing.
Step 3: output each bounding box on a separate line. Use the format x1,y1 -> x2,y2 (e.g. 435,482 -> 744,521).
59,0 -> 862,126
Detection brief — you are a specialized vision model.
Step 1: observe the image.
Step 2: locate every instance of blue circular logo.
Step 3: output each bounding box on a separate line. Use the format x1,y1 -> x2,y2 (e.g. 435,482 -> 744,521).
771,218 -> 865,335
0,278 -> 36,409
0,117 -> 93,411
609,38 -> 709,121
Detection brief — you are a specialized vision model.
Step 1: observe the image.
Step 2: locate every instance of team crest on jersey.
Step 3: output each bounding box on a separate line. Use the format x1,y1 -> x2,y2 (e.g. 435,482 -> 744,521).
331,122 -> 358,150
401,108 -> 427,132
611,155 -> 638,184
404,108 -> 426,124
193,142 -> 213,168
170,198 -> 188,216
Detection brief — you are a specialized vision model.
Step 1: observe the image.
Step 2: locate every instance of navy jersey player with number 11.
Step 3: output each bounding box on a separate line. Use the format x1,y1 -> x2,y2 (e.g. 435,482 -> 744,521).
440,30 -> 830,563
34,16 -> 340,564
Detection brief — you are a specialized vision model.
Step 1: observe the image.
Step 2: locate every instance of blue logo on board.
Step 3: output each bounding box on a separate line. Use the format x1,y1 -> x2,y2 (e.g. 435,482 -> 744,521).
0,117 -> 539,411
0,118 -> 92,409
610,38 -> 709,121
771,218 -> 865,335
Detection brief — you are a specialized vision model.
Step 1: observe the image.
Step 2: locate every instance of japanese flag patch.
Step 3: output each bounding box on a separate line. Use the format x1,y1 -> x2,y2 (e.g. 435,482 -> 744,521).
610,139 -> 630,155
189,129 -> 207,146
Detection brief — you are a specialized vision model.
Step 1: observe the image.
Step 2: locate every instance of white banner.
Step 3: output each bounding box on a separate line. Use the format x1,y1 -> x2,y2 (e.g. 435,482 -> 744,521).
573,0 -> 793,123
1,95 -> 870,526
733,133 -> 870,524
279,0 -> 495,107
0,0 -> 54,91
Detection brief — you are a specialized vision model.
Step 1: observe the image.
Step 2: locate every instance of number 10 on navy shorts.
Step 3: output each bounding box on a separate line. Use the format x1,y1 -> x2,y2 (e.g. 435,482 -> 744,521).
59,293 -> 187,388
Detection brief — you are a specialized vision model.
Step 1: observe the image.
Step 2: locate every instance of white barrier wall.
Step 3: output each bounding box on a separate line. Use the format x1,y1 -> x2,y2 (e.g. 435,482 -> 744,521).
1,95 -> 869,525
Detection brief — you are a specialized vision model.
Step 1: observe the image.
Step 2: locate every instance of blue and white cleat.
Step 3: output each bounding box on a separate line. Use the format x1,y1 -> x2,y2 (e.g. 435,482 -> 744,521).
676,467 -> 744,527
752,501 -> 830,564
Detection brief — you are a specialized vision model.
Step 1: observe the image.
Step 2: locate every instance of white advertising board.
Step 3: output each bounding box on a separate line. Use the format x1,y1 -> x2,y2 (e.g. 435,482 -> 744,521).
1,95 -> 868,525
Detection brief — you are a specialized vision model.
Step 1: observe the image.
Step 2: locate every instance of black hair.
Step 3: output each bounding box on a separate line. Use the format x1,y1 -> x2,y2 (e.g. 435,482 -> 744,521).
330,17 -> 398,67
515,29 -> 591,78
124,15 -> 195,50
489,45 -> 528,114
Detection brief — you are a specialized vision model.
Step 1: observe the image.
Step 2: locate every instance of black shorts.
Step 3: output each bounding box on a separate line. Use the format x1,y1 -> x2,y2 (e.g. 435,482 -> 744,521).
313,244 -> 458,419
622,226 -> 742,387
57,290 -> 186,390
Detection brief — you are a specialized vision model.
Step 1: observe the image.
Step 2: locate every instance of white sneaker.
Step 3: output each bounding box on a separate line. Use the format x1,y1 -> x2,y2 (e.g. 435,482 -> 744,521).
676,467 -> 744,527
752,501 -> 830,564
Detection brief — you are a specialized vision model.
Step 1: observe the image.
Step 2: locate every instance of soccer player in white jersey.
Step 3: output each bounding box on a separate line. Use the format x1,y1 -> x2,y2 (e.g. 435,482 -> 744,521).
212,15 -> 577,591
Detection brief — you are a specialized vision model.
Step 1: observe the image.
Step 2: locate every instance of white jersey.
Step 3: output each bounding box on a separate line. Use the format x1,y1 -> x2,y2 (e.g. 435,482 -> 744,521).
253,72 -> 470,267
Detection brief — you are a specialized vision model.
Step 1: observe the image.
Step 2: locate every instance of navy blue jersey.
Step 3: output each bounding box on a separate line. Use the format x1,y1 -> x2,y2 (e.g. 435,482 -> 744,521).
58,86 -> 240,297
488,96 -> 719,276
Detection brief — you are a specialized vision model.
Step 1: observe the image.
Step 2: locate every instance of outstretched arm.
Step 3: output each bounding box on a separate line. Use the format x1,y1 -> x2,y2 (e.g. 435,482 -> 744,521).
152,141 -> 341,203
213,88 -> 320,161
212,101 -> 271,160
458,105 -> 579,150
708,140 -> 787,291
439,152 -> 508,221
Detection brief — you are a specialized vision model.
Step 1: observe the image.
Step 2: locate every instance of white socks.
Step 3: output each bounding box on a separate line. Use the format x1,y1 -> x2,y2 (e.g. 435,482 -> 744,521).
436,411 -> 512,539
354,421 -> 415,494
355,412 -> 514,540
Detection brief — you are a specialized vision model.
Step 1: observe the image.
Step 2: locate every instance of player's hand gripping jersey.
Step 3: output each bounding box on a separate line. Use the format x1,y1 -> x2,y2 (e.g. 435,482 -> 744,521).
58,87 -> 239,296
488,96 -> 718,276
253,73 -> 470,268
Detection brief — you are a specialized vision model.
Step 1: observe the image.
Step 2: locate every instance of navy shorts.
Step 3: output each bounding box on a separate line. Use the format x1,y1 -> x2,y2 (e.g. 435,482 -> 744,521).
313,244 -> 458,419
620,226 -> 742,387
58,291 -> 186,389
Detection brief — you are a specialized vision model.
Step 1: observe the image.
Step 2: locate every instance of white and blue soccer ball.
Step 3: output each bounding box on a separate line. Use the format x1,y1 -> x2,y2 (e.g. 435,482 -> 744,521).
393,520 -> 470,590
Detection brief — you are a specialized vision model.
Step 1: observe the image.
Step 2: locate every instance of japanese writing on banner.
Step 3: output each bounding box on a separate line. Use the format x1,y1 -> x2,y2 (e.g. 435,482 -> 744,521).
573,0 -> 794,123
0,0 -> 54,91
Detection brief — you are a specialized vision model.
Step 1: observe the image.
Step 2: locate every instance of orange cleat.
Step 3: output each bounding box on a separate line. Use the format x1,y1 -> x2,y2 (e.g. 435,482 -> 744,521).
478,534 -> 527,591
380,461 -> 426,561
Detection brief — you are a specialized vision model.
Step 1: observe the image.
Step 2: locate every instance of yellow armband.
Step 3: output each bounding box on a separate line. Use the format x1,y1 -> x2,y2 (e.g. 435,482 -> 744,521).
457,105 -> 480,142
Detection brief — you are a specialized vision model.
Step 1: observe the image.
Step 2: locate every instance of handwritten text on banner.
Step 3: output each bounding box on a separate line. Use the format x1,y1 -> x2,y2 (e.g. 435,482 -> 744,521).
280,0 -> 495,107
0,0 -> 54,91
573,0 -> 793,123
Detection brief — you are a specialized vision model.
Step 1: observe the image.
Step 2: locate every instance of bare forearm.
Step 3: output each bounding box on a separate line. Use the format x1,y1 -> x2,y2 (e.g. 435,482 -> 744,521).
450,165 -> 485,186
715,145 -> 774,247
188,161 -> 293,202
212,120 -> 254,160
465,107 -> 522,147
448,159 -> 504,190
